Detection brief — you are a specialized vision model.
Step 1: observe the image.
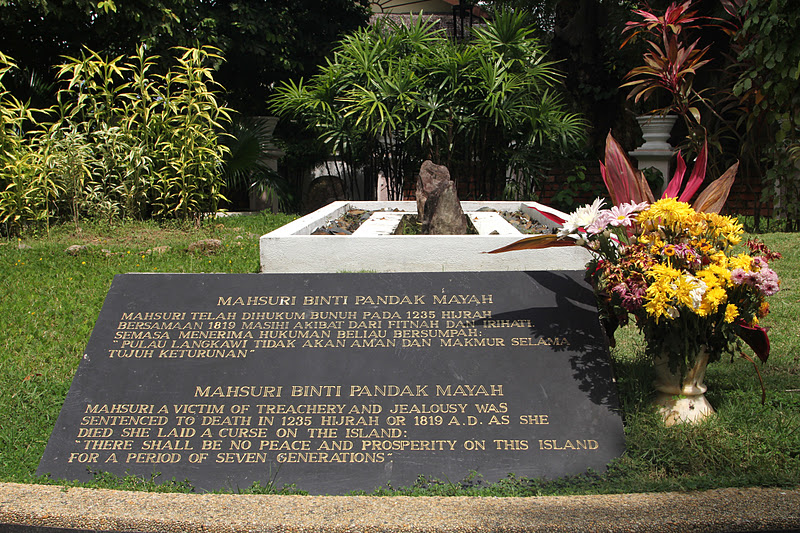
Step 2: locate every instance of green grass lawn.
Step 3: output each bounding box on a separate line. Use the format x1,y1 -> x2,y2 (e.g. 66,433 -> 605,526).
1,216 -> 798,495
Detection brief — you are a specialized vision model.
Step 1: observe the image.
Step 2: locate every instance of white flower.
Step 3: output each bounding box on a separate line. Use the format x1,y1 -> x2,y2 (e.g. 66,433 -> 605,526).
687,277 -> 707,310
669,275 -> 706,311
558,198 -> 605,238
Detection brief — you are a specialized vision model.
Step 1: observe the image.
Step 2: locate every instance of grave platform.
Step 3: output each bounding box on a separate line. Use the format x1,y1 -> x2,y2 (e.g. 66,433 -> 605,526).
260,201 -> 591,273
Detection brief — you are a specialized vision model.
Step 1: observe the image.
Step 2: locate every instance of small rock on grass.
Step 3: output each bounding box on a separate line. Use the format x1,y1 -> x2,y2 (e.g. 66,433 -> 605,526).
147,246 -> 171,255
65,244 -> 89,255
188,239 -> 223,255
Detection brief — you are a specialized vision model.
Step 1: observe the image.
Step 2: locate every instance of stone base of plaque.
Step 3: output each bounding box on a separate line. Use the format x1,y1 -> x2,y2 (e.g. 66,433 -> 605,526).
2,483 -> 800,533
259,201 -> 592,273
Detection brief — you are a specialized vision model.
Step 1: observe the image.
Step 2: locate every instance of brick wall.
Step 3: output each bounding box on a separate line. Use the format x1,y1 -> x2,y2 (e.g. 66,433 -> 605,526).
722,175 -> 773,218
535,165 -> 606,211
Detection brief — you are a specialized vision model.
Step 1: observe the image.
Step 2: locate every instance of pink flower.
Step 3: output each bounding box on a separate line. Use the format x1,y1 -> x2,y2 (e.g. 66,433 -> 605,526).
672,243 -> 701,268
607,202 -> 649,227
588,202 -> 648,234
756,267 -> 780,296
761,281 -> 780,296
731,268 -> 748,284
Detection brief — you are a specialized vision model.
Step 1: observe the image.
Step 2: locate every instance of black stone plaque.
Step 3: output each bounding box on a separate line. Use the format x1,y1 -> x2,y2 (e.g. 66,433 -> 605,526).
38,272 -> 625,494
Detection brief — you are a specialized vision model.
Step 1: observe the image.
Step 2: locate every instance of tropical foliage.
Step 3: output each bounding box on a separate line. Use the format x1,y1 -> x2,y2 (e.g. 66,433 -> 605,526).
483,0 -> 643,154
221,116 -> 290,212
619,0 -> 800,230
731,0 -> 800,227
270,11 -> 586,201
0,0 -> 371,114
0,46 -> 231,235
733,0 -> 800,152
620,0 -> 711,133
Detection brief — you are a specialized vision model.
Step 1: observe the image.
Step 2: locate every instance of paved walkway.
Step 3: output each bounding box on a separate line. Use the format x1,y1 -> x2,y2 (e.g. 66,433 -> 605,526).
1,483 -> 799,532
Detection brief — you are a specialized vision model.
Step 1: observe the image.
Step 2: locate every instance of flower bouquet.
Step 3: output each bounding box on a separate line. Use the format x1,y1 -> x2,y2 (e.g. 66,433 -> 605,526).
491,133 -> 781,424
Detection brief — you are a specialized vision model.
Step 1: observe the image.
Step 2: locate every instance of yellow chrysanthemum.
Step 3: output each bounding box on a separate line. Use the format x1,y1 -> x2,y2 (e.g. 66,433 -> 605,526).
726,233 -> 742,246
640,234 -> 656,246
643,264 -> 686,320
730,253 -> 754,271
705,286 -> 727,309
698,264 -> 731,286
644,296 -> 677,321
701,212 -> 743,246
646,263 -> 682,283
696,239 -> 713,253
672,274 -> 703,310
724,304 -> 739,323
638,198 -> 696,228
645,284 -> 676,321
708,251 -> 727,267
695,271 -> 716,289
687,217 -> 708,237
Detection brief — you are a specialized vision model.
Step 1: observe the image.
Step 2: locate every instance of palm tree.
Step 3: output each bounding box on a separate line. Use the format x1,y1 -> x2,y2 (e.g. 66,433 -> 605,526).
222,115 -> 289,211
271,9 -> 586,200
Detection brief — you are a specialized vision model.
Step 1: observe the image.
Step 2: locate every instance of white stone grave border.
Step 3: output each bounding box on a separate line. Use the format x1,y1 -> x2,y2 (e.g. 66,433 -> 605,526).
260,201 -> 591,273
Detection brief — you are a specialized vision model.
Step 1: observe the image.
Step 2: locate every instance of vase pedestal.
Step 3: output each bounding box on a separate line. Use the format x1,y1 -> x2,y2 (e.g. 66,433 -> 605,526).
653,391 -> 715,426
652,348 -> 715,426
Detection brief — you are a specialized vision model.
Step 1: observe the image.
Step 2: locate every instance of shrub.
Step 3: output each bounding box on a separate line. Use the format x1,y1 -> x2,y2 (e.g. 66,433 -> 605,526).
270,10 -> 586,201
0,45 -> 231,234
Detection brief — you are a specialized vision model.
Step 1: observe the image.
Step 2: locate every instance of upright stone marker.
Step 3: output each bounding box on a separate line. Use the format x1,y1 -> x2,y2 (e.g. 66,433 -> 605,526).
38,272 -> 625,494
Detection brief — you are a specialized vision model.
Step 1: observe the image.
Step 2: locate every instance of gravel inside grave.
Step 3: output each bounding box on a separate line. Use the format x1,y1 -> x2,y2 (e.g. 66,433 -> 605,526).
311,208 -> 550,236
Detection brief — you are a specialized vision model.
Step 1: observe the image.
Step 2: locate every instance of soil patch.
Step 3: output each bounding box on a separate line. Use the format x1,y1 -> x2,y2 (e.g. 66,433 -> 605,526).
311,209 -> 375,235
394,214 -> 479,235
499,210 -> 551,234
312,208 -> 551,235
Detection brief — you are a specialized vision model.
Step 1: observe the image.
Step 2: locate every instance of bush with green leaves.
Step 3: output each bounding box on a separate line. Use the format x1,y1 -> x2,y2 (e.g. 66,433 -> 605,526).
733,0 -> 800,228
0,52 -> 47,234
271,10 -> 586,200
0,45 -> 231,234
221,116 -> 291,212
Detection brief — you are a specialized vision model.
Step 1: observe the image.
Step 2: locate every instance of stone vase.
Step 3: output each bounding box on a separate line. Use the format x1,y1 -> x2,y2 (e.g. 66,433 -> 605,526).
633,114 -> 678,196
652,347 -> 715,426
636,114 -> 678,151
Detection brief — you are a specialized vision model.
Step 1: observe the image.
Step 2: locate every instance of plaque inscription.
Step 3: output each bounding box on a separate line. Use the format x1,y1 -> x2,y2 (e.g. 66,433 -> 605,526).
38,272 -> 625,494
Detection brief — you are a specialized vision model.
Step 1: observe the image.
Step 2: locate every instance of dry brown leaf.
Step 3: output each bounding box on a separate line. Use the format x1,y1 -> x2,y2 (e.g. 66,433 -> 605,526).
486,234 -> 576,254
693,161 -> 738,214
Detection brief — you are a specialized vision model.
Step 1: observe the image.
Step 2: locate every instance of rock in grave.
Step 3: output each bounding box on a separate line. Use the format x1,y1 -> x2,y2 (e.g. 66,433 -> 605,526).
415,160 -> 467,235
